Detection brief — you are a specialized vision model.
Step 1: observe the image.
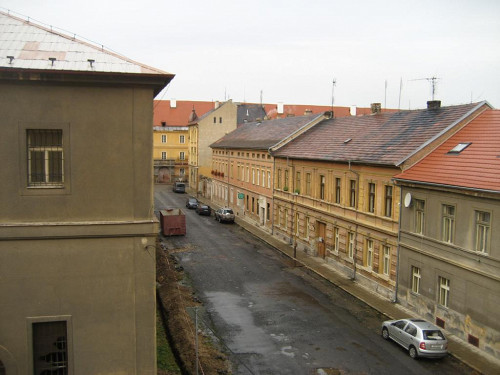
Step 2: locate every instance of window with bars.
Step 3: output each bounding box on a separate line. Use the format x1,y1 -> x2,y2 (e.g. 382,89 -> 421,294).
33,321 -> 68,375
27,129 -> 64,187
475,211 -> 490,253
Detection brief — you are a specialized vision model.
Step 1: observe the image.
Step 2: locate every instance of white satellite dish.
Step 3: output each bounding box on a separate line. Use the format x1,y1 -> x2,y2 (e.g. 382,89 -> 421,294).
404,192 -> 412,207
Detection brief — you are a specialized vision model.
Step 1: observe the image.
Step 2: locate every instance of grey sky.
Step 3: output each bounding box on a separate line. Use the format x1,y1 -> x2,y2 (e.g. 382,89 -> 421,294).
2,0 -> 499,109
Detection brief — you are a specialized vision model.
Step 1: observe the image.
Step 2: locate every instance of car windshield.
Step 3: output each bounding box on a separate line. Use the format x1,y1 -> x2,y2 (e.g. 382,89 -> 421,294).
423,330 -> 445,340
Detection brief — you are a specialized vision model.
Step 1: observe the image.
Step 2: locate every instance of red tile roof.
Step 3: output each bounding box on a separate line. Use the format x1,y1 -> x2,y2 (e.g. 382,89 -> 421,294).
394,110 -> 500,193
272,102 -> 488,166
153,100 -> 216,127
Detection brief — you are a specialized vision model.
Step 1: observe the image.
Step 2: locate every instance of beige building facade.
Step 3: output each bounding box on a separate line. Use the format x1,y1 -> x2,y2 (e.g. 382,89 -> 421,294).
0,12 -> 173,374
153,125 -> 189,182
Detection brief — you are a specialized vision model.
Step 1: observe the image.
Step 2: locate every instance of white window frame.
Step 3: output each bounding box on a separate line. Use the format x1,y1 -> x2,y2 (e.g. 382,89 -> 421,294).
179,151 -> 185,160
179,134 -> 185,144
415,199 -> 425,234
442,204 -> 455,243
382,245 -> 390,276
411,266 -> 421,294
365,239 -> 373,269
161,134 -> 167,143
348,232 -> 354,259
161,152 -> 167,160
438,276 -> 450,307
475,210 -> 490,253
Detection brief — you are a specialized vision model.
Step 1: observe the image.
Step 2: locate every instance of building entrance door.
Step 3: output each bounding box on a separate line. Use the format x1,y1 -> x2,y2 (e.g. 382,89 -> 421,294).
317,221 -> 326,258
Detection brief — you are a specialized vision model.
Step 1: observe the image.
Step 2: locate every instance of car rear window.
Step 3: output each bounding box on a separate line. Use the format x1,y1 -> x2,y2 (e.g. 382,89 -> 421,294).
423,330 -> 445,340
224,209 -> 233,214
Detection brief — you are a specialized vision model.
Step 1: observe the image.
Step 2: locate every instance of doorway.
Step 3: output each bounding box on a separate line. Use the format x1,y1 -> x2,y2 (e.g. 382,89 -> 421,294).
317,221 -> 326,258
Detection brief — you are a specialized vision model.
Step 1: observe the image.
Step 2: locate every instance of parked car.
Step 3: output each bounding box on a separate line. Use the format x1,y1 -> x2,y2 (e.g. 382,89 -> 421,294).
172,182 -> 185,193
214,208 -> 235,223
186,197 -> 199,209
196,204 -> 211,216
381,318 -> 448,359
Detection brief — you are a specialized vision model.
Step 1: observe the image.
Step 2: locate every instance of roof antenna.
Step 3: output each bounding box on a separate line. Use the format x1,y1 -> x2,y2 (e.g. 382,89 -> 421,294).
410,76 -> 440,101
331,77 -> 336,116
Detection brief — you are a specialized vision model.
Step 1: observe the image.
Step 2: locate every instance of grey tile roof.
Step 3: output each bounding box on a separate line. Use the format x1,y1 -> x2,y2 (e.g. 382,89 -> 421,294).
272,102 -> 487,166
0,11 -> 171,75
237,104 -> 267,125
210,114 -> 322,150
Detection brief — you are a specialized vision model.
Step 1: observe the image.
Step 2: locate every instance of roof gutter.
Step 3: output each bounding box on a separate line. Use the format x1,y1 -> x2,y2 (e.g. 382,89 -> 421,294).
395,101 -> 492,167
393,177 -> 500,195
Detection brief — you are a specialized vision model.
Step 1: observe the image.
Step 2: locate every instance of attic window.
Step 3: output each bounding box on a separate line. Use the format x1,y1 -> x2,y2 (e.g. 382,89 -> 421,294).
448,142 -> 471,154
344,138 -> 352,144
161,121 -> 166,127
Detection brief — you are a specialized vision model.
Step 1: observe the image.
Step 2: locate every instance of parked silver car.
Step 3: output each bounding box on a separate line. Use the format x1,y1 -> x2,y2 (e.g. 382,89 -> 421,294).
214,208 -> 235,223
381,318 -> 448,359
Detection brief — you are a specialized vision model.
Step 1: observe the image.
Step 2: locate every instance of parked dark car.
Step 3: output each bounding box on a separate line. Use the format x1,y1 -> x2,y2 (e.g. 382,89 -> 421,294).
214,208 -> 235,223
186,197 -> 199,209
172,182 -> 185,193
196,204 -> 211,216
381,318 -> 448,359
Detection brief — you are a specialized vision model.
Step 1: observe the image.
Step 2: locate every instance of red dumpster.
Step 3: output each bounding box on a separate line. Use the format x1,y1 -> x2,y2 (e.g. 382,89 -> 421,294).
159,209 -> 186,236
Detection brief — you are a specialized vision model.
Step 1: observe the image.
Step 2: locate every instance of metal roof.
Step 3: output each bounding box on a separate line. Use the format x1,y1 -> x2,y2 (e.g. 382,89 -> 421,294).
0,10 -> 171,75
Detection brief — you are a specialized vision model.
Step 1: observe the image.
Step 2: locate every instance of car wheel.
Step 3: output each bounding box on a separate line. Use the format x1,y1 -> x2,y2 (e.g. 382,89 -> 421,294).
409,346 -> 418,359
382,328 -> 389,340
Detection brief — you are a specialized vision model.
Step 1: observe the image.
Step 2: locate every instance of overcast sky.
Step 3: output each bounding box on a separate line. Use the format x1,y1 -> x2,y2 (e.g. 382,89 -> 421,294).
2,0 -> 499,109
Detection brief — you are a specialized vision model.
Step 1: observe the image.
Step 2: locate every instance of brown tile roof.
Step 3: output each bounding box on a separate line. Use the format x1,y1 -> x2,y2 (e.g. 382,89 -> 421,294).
394,110 -> 500,192
210,114 -> 324,150
263,103 -> 397,118
153,100 -> 215,127
272,102 -> 488,166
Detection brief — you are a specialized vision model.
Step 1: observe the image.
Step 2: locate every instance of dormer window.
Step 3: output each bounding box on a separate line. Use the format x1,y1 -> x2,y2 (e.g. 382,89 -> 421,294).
448,142 -> 471,154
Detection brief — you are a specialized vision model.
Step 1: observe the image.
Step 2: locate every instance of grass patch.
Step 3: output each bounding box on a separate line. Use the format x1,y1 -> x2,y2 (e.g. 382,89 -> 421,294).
157,308 -> 181,374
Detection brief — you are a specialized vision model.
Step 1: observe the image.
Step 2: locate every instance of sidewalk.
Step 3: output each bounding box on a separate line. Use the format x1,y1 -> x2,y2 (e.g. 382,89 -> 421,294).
198,196 -> 500,375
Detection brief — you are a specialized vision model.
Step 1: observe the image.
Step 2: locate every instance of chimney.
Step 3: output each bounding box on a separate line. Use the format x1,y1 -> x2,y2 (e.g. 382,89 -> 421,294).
304,109 -> 313,115
350,105 -> 357,116
277,102 -> 284,114
371,103 -> 382,114
215,101 -> 220,109
427,100 -> 441,109
170,99 -> 177,108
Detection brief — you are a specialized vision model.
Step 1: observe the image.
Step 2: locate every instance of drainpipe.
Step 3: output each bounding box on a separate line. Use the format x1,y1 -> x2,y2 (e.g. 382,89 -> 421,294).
393,185 -> 403,303
270,148 -> 276,235
349,160 -> 360,281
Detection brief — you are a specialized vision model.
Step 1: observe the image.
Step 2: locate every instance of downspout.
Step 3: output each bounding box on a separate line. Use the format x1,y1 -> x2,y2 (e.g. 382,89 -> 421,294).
349,160 -> 360,281
393,185 -> 403,303
270,148 -> 276,235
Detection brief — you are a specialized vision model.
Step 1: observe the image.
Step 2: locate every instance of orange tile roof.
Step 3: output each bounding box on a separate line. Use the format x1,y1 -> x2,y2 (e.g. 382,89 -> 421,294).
394,110 -> 500,192
153,100 -> 216,127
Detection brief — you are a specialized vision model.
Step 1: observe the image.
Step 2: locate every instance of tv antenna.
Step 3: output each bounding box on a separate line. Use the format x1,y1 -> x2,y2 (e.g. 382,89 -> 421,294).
331,77 -> 336,113
410,76 -> 440,101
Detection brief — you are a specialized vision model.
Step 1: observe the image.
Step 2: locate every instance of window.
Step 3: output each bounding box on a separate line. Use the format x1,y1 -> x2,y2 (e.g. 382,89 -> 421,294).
179,152 -> 185,160
295,171 -> 301,193
179,135 -> 185,144
277,168 -> 282,189
475,211 -> 490,253
246,166 -> 250,182
411,266 -> 421,294
415,199 -> 425,234
219,117 -> 222,124
442,205 -> 455,243
180,168 -> 185,176
305,216 -> 310,239
33,321 -> 68,374
161,152 -> 166,160
237,165 -> 240,180
348,232 -> 354,259
262,169 -> 265,187
382,245 -> 390,276
256,168 -> 260,185
306,173 -> 311,195
350,180 -> 356,208
294,212 -> 299,236
365,239 -> 373,269
319,175 -> 326,200
267,171 -> 271,188
333,227 -> 339,252
252,197 -> 255,212
438,276 -> 450,307
27,129 -> 64,187
266,203 -> 270,220
335,177 -> 341,204
384,185 -> 393,217
161,134 -> 167,143
284,169 -> 289,190
284,209 -> 288,230
252,168 -> 255,184
404,323 -> 418,337
368,183 -> 375,213
213,116 -> 216,123
448,142 -> 471,154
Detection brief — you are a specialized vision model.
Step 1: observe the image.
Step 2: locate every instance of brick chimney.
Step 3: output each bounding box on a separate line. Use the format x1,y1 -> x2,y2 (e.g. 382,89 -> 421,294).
427,100 -> 441,109
304,109 -> 313,115
371,103 -> 382,114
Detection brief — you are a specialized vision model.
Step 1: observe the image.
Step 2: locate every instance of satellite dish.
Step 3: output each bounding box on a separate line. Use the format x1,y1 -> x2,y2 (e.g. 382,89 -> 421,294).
404,192 -> 412,207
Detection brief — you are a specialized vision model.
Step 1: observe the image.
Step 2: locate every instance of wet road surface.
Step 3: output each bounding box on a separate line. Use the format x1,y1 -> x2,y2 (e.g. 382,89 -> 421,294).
155,185 -> 475,375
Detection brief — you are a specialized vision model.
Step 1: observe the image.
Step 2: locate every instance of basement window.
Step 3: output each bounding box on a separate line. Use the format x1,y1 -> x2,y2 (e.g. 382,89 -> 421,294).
448,142 -> 471,154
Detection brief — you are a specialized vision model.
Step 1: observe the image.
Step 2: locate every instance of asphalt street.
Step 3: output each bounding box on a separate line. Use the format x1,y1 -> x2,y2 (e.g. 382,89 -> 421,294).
155,185 -> 474,375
